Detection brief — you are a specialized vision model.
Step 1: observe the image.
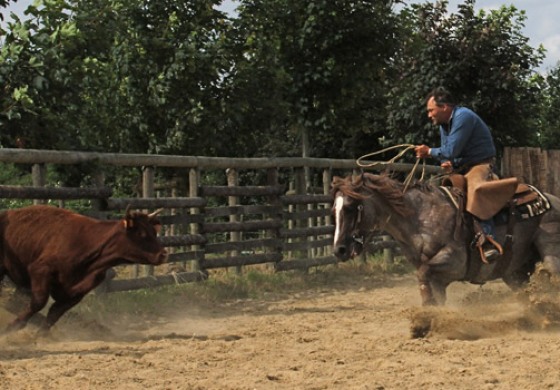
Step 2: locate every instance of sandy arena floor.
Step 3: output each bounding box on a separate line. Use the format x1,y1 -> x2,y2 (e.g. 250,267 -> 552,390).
1,272 -> 560,389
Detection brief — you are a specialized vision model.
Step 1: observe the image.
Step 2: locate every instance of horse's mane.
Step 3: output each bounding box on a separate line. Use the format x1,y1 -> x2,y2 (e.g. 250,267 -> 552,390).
331,172 -> 418,217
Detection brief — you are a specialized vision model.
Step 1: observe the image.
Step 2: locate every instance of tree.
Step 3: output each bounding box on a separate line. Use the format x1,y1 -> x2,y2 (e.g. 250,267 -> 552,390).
0,0 -> 84,149
0,0 -> 234,155
386,0 -> 545,154
108,0 -> 234,155
1,0 -> 549,163
226,0 -> 400,159
539,64 -> 560,149
0,0 -> 16,19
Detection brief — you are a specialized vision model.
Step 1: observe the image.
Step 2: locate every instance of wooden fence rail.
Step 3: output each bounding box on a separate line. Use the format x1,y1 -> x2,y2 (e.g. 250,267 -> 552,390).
0,148 -> 445,293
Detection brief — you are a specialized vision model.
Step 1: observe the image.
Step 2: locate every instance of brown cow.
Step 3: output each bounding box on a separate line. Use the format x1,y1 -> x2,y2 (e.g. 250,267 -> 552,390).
0,205 -> 168,333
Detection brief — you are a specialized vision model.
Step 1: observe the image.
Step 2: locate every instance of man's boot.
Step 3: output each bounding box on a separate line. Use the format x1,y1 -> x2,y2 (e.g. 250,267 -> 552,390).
473,219 -> 503,263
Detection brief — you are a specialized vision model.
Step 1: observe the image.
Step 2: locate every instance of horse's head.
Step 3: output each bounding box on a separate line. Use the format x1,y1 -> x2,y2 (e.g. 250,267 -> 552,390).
331,173 -> 410,261
331,176 -> 370,261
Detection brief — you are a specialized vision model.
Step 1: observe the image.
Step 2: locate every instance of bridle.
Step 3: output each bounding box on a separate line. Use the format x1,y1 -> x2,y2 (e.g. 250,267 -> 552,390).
348,197 -> 389,247
351,203 -> 365,246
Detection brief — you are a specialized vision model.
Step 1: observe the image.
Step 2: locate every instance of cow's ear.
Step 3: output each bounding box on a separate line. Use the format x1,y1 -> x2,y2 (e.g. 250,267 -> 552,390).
123,205 -> 135,229
123,217 -> 134,229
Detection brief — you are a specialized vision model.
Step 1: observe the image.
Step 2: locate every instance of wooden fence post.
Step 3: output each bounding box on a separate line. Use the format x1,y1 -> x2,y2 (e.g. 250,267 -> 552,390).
32,163 -> 47,205
307,169 -> 316,259
92,170 -> 106,214
167,185 -> 177,273
322,168 -> 332,258
189,167 -> 202,272
267,167 -> 281,270
382,235 -> 394,269
294,167 -> 307,269
227,168 -> 242,274
142,166 -> 155,277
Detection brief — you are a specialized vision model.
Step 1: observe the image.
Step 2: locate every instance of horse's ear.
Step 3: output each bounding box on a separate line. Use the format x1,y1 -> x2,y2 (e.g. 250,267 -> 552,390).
351,171 -> 365,186
332,176 -> 348,187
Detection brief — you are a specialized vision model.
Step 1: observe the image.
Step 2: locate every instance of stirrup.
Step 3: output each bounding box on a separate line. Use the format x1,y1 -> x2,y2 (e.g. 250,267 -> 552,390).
478,235 -> 504,264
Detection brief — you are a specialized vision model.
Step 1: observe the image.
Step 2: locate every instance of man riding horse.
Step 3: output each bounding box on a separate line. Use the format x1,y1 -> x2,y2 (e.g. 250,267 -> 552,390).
415,87 -> 518,263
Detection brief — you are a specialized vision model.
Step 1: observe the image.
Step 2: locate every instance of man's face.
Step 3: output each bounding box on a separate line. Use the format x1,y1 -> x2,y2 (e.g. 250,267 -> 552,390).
426,96 -> 451,126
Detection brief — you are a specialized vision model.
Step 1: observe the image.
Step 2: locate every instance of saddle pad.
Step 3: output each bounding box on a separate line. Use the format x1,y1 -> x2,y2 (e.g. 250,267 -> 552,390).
440,183 -> 551,221
515,184 -> 551,220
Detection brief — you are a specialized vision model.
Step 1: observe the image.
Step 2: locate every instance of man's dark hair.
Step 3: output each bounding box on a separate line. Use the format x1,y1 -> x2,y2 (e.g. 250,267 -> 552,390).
426,87 -> 457,107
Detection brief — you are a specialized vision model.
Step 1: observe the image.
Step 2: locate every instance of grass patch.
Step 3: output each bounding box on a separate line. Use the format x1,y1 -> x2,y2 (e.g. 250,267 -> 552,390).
2,254 -> 413,329
67,254 -> 414,325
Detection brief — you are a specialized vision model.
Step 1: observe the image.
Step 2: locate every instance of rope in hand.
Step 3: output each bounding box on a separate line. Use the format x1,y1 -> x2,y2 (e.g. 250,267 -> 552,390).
356,144 -> 427,192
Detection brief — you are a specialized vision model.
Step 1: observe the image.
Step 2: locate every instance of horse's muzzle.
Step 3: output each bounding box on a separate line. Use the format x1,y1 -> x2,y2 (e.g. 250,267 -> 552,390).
334,244 -> 352,261
334,236 -> 364,261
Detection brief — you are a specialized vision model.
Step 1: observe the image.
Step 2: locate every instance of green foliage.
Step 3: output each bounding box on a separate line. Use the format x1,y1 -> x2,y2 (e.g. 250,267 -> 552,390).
539,65 -> 560,148
387,0 -> 545,152
0,163 -> 33,209
0,162 -> 108,211
229,0 -> 400,159
1,0 -> 234,155
0,0 -> 552,176
107,0 -> 235,155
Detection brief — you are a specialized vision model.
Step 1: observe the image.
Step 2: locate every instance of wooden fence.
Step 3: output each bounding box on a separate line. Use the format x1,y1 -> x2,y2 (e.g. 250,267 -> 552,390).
2,146 -> 549,293
502,147 -> 560,196
0,148 -> 431,293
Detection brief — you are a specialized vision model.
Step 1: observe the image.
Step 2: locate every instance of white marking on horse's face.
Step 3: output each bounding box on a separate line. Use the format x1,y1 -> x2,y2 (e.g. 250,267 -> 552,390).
333,194 -> 344,245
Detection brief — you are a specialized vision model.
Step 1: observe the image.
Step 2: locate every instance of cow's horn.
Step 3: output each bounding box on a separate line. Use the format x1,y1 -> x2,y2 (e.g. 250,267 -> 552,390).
148,208 -> 164,218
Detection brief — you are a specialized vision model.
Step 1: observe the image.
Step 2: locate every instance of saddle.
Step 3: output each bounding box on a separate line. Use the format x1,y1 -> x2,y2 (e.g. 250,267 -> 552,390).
442,173 -> 550,218
440,173 -> 551,265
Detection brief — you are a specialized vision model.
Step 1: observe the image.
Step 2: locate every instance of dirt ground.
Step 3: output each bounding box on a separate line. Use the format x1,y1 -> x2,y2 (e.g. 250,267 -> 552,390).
1,271 -> 560,390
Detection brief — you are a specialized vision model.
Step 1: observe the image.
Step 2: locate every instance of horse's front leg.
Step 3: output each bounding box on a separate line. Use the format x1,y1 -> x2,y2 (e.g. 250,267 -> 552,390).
417,263 -> 437,305
416,262 -> 449,306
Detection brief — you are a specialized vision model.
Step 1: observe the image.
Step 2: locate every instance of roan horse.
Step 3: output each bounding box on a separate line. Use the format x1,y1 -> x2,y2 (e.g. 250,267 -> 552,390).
331,172 -> 560,305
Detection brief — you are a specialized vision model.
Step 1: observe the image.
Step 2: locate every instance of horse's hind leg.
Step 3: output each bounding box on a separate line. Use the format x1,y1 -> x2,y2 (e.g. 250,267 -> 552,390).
541,254 -> 560,275
535,196 -> 560,277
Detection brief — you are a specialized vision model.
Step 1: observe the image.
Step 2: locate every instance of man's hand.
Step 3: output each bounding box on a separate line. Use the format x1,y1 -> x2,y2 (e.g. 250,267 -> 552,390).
415,144 -> 430,158
441,161 -> 452,173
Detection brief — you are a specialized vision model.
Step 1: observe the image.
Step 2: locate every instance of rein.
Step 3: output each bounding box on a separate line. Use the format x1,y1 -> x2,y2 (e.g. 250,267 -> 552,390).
352,204 -> 364,245
347,189 -> 394,248
356,144 -> 427,192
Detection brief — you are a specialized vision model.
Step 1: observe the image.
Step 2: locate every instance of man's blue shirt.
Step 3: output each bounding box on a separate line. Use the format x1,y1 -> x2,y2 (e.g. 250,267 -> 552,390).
429,106 -> 496,168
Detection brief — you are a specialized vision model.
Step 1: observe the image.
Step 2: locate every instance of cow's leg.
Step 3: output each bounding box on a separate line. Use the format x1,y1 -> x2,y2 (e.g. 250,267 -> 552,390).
0,263 -> 9,296
5,262 -> 54,332
39,295 -> 85,334
0,265 -> 5,296
6,281 -> 50,332
69,270 -> 108,296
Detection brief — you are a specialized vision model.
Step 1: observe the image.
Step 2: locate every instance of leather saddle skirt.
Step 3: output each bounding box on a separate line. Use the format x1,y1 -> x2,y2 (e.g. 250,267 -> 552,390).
442,174 -> 550,220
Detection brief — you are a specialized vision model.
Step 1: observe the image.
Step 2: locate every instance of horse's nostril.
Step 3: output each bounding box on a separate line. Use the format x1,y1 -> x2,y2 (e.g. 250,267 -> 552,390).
335,246 -> 346,256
